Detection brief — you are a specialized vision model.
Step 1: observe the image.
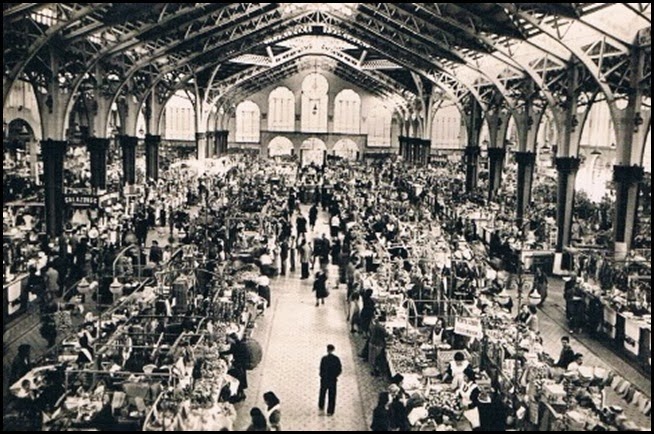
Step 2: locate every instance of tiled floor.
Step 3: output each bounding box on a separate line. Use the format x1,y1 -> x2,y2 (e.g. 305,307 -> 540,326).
233,206 -> 387,431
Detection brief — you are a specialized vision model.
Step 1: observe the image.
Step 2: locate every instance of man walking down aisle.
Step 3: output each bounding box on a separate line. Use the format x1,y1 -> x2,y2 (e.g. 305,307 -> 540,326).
319,344 -> 342,416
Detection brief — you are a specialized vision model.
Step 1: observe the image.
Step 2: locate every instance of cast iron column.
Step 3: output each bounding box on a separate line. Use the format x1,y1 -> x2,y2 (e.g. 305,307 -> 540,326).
515,151 -> 536,224
464,145 -> 481,193
42,139 -> 67,237
219,131 -> 230,155
613,165 -> 644,258
196,132 -> 207,160
119,135 -> 138,186
145,134 -> 161,181
87,137 -> 109,191
487,147 -> 506,201
555,157 -> 581,258
206,131 -> 216,158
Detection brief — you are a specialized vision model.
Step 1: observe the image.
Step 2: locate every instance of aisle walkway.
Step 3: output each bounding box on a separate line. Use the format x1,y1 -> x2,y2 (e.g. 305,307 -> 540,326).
233,206 -> 386,431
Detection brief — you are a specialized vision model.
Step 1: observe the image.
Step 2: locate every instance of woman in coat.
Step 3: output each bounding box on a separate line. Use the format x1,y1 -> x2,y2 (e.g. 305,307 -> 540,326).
313,271 -> 329,306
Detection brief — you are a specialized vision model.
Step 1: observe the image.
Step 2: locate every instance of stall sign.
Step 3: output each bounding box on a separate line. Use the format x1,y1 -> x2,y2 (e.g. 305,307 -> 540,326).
64,193 -> 98,207
454,316 -> 483,339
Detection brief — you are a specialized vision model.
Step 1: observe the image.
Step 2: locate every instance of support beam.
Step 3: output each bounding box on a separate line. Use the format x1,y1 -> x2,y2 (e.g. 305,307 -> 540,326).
612,165 -> 645,260
86,137 -> 109,191
145,91 -> 166,136
487,147 -> 506,201
196,132 -> 208,161
464,146 -> 481,193
116,93 -> 141,137
553,157 -> 580,274
216,130 -> 229,156
41,139 -> 67,237
119,135 -> 138,186
33,49 -> 71,141
608,46 -> 651,259
145,134 -> 161,181
463,99 -> 483,193
205,131 -> 216,159
515,151 -> 537,224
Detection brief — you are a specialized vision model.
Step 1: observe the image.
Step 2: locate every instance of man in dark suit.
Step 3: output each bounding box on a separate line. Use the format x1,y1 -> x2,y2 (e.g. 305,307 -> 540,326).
319,344 -> 342,416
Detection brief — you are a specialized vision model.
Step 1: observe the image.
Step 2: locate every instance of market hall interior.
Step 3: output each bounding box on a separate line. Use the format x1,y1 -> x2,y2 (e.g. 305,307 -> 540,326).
3,2 -> 652,432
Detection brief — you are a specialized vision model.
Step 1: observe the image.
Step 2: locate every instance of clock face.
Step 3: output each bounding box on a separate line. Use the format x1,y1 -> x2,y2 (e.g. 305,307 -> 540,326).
302,73 -> 329,97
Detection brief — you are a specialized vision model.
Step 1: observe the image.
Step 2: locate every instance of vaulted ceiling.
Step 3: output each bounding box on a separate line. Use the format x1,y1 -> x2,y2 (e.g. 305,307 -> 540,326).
3,3 -> 651,124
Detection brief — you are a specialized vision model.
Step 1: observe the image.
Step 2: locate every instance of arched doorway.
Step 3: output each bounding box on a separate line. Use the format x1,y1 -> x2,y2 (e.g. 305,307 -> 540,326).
268,136 -> 294,158
300,137 -> 326,167
4,118 -> 35,161
4,118 -> 39,203
332,138 -> 359,160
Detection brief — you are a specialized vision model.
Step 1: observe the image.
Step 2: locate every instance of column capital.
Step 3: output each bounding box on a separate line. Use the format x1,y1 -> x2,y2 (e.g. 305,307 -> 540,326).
555,156 -> 581,173
514,151 -> 536,165
613,165 -> 644,184
487,147 -> 506,160
464,146 -> 481,157
40,139 -> 68,155
196,132 -> 207,140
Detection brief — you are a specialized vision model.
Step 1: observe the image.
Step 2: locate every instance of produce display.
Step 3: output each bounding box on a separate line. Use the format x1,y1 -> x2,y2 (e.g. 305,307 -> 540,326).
427,388 -> 462,421
386,340 -> 422,375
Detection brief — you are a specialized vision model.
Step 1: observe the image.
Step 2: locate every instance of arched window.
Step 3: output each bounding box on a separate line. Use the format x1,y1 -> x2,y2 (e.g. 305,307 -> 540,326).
164,93 -> 194,140
334,89 -> 361,133
301,73 -> 329,133
235,100 -> 260,143
366,105 -> 392,147
431,105 -> 466,149
268,87 -> 295,132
